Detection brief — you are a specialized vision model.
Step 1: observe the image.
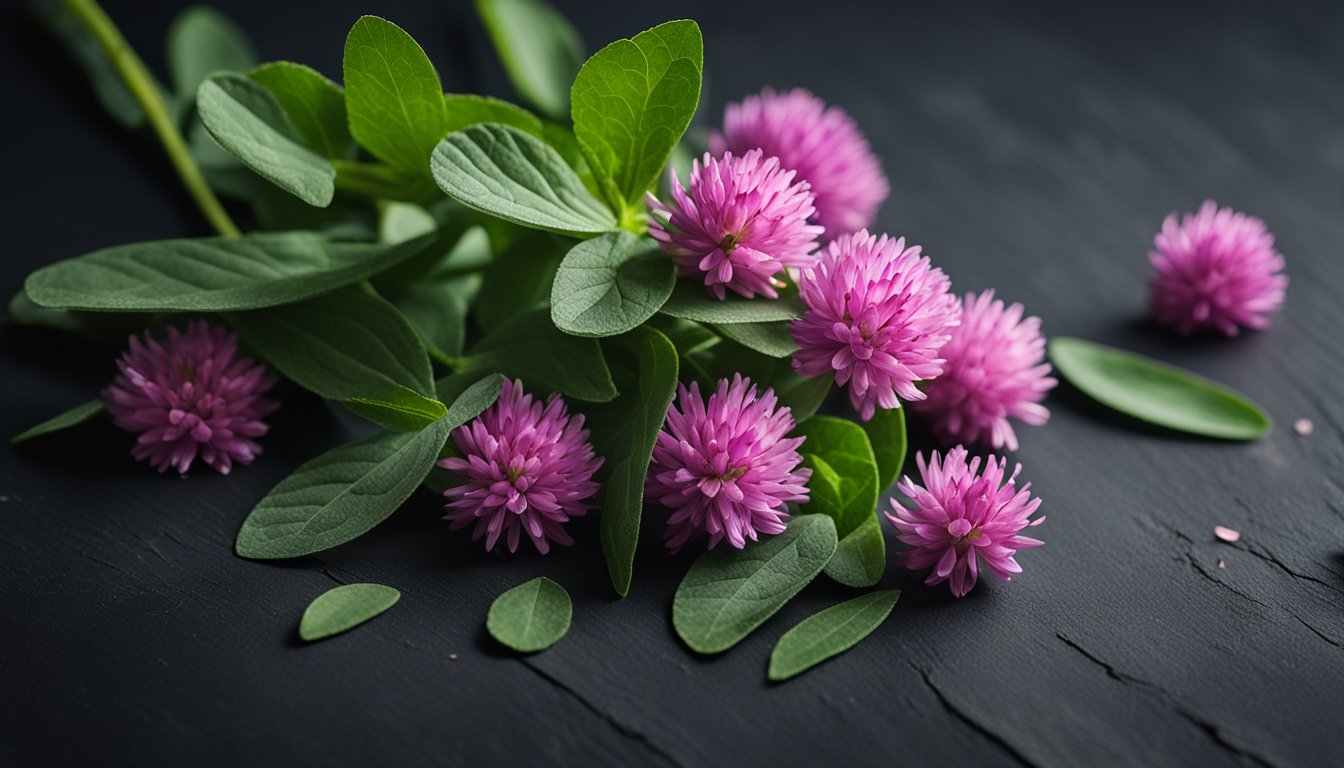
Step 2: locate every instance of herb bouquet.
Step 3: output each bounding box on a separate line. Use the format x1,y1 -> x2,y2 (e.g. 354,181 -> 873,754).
15,0 -> 1276,679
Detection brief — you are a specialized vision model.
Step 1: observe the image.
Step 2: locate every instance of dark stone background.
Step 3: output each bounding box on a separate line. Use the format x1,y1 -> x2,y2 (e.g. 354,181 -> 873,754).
3,1 -> 1341,765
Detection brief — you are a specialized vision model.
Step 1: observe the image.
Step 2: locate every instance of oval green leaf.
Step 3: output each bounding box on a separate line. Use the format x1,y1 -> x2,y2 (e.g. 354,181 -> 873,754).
1049,336 -> 1270,440
673,514 -> 838,654
660,281 -> 805,324
474,0 -> 584,121
431,123 -> 617,237
299,583 -> 400,641
571,19 -> 703,211
197,74 -> 335,206
25,232 -> 433,313
227,287 -> 443,431
343,16 -> 447,174
861,407 -> 907,490
167,6 -> 256,101
796,416 -> 885,587
715,321 -> 797,358
768,589 -> 900,682
487,577 -> 572,653
463,309 -> 618,402
551,232 -> 675,337
249,61 -> 352,159
11,400 -> 104,445
443,93 -> 545,138
826,518 -> 887,589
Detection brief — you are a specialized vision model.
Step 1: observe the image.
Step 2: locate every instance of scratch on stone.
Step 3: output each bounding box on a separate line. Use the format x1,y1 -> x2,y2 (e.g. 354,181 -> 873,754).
911,663 -> 1036,767
1055,635 -> 1281,768
518,660 -> 686,768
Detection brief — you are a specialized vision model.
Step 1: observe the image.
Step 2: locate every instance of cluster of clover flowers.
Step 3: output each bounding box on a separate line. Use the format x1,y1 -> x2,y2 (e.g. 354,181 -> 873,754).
22,2 -> 1287,610
94,92 -> 1282,599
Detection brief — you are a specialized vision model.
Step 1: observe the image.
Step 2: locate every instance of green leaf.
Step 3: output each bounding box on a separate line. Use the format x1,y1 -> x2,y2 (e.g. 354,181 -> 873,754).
443,93 -> 544,138
715,321 -> 797,358
551,232 -> 675,337
571,20 -> 703,213
431,124 -> 617,237
660,281 -> 805,324
796,416 -> 885,588
588,327 -> 679,596
249,62 -> 352,159
227,287 -> 444,431
25,232 -> 433,312
167,6 -> 256,100
386,228 -> 489,361
298,583 -> 400,641
36,0 -> 144,127
862,407 -> 907,490
684,339 -> 831,422
235,419 -> 450,559
474,0 -> 584,121
767,590 -> 900,681
1049,337 -> 1271,440
437,373 -> 507,427
463,309 -> 618,402
343,16 -> 447,174
197,74 -> 335,206
486,577 -> 572,653
11,400 -> 104,445
825,518 -> 887,589
673,514 -> 838,654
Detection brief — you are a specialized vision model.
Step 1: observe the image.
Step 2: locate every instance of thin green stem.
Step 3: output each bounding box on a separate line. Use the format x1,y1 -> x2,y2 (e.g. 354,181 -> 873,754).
61,0 -> 241,237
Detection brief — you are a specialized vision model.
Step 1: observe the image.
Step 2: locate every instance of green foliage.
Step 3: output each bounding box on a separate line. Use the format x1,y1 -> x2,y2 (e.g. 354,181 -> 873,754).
443,93 -> 544,138
474,0 -> 584,121
11,400 -> 104,444
24,232 -> 434,312
197,73 -> 335,206
1050,337 -> 1270,440
432,123 -> 616,236
298,583 -> 400,641
551,232 -> 675,337
487,577 -> 572,652
796,416 -> 885,588
571,20 -> 703,216
660,282 -> 805,324
715,321 -> 797,358
343,16 -> 447,174
767,590 -> 899,681
249,62 -> 352,159
167,5 -> 256,104
463,309 -> 618,402
673,514 -> 837,654
862,407 -> 907,490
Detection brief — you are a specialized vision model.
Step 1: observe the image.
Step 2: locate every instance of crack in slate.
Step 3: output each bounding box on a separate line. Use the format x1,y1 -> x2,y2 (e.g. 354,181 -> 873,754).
911,664 -> 1037,767
518,659 -> 686,768
1054,635 -> 1281,768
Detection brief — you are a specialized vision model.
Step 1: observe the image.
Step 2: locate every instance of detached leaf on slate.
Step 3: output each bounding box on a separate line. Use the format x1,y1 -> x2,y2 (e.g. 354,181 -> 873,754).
299,583 -> 400,641
551,231 -> 676,337
463,309 -> 618,402
474,0 -> 584,121
11,400 -> 104,445
660,281 -> 804,324
235,418 -> 450,559
487,577 -> 572,652
1049,337 -> 1271,440
197,73 -> 336,207
432,123 -> 617,237
227,287 -> 445,431
767,590 -> 900,681
167,5 -> 256,102
24,232 -> 435,313
796,416 -> 884,588
571,19 -> 703,213
344,16 -> 447,174
673,514 -> 838,654
249,61 -> 352,159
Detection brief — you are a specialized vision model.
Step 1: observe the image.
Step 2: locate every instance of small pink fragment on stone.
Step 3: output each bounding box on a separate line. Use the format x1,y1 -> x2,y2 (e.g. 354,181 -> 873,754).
1214,526 -> 1241,543
1217,559 -> 1226,569
1294,419 -> 1314,436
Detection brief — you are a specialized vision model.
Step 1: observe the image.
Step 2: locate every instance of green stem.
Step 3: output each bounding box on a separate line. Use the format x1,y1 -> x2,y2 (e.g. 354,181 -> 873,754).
61,0 -> 240,237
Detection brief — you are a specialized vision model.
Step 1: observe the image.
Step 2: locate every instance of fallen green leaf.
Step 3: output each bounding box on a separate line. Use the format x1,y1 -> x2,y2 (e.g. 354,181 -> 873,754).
487,577 -> 571,652
299,583 -> 400,641
767,589 -> 900,681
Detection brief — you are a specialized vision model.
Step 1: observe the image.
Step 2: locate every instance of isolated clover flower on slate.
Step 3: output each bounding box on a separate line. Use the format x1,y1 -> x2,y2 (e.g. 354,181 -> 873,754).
1148,200 -> 1287,336
647,374 -> 811,552
886,447 -> 1044,597
646,149 -> 823,300
440,379 -> 602,554
102,320 -> 277,475
710,87 -> 889,238
913,291 -> 1057,451
791,230 -> 960,421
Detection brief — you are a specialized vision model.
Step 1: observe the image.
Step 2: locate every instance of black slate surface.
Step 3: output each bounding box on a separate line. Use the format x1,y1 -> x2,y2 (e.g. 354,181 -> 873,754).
3,1 -> 1342,766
